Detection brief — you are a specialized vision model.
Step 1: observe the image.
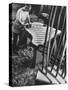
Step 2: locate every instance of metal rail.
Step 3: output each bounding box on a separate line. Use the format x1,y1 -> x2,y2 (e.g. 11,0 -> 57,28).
45,6 -> 58,74
42,6 -> 54,70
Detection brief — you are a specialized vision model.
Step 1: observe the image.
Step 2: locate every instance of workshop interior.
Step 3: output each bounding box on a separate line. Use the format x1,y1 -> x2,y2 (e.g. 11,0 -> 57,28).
9,3 -> 66,86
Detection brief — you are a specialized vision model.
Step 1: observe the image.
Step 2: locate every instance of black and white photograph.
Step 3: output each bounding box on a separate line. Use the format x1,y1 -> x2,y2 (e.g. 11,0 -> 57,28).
9,3 -> 66,86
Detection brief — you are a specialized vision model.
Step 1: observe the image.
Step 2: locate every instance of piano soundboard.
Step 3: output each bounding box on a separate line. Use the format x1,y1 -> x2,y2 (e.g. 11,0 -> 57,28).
26,22 -> 61,46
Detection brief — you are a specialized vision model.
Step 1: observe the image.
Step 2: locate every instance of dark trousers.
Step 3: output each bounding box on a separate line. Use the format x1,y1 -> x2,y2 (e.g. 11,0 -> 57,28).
13,29 -> 27,53
18,30 -> 27,47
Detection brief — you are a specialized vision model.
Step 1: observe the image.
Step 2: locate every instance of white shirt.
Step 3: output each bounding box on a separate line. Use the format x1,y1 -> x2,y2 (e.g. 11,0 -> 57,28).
16,7 -> 30,25
12,7 -> 30,33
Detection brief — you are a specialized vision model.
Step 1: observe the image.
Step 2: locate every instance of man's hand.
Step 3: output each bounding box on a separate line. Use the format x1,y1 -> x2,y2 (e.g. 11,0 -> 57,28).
25,23 -> 32,28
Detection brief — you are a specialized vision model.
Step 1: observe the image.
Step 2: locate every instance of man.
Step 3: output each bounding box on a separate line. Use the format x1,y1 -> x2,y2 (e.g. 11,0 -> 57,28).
12,4 -> 31,54
18,32 -> 38,68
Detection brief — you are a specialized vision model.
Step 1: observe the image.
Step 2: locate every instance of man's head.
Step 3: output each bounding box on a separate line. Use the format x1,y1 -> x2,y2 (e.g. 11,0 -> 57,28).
27,37 -> 31,45
22,4 -> 31,12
